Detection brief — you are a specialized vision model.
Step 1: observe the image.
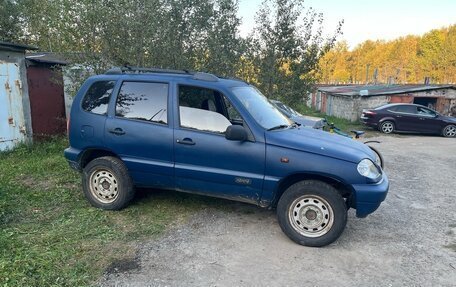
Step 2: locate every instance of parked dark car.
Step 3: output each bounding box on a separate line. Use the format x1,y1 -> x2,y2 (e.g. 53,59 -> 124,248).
361,103 -> 456,137
270,99 -> 325,129
65,67 -> 389,247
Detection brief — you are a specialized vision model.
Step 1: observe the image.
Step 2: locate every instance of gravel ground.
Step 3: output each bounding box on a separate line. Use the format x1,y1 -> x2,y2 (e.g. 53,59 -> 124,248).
100,135 -> 456,287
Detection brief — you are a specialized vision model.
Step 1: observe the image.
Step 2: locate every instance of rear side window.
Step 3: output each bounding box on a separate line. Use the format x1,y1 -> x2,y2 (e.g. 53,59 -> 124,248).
81,81 -> 116,114
116,82 -> 168,124
395,105 -> 417,114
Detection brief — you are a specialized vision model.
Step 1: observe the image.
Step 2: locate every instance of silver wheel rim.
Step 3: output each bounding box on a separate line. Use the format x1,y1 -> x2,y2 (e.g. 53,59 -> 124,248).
89,169 -> 119,203
444,125 -> 456,137
381,122 -> 393,133
288,195 -> 334,238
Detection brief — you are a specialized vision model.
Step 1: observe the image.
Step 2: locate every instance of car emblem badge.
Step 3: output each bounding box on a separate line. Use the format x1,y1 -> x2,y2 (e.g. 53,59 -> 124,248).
235,177 -> 251,185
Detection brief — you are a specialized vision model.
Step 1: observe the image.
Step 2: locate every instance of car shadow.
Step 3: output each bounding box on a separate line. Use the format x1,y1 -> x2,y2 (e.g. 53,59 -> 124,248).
130,187 -> 268,214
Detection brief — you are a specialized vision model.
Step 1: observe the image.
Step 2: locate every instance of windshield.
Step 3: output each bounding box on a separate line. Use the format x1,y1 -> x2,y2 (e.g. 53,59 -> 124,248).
288,106 -> 302,117
231,86 -> 293,129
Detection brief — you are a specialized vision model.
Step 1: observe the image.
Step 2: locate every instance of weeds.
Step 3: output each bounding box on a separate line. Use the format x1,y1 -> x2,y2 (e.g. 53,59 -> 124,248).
0,138 -> 212,286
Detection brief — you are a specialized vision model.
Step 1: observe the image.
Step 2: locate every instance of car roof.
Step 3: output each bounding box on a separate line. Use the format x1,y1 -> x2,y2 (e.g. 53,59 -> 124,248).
375,103 -> 429,110
90,66 -> 250,89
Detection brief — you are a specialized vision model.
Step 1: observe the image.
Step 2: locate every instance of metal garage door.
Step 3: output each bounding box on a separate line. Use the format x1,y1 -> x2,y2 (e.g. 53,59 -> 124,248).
0,62 -> 26,151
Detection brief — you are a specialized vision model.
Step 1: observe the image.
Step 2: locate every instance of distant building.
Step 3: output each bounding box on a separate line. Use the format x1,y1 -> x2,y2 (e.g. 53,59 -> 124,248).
309,84 -> 456,121
0,41 -> 71,151
0,41 -> 37,151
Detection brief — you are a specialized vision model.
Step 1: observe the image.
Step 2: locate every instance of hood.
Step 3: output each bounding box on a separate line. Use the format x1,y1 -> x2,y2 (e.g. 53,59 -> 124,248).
291,115 -> 325,129
265,126 -> 376,164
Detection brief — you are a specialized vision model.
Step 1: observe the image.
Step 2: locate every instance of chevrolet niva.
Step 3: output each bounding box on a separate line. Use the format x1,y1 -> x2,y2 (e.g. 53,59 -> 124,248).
65,67 -> 389,247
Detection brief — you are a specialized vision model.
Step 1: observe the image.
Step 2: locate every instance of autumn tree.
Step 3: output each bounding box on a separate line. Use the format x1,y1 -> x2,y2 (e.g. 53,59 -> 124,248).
319,25 -> 456,84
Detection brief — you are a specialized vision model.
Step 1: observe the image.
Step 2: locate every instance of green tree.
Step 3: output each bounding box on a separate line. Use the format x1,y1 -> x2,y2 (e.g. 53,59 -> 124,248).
249,0 -> 342,105
0,0 -> 23,42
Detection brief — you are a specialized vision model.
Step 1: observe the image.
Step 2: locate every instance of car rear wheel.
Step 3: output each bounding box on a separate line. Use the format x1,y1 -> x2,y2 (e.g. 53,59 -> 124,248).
380,121 -> 394,134
82,156 -> 135,210
442,124 -> 456,137
277,180 -> 347,247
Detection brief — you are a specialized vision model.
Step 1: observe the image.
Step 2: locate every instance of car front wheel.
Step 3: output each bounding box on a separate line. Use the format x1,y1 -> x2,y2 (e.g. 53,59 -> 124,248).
82,156 -> 135,210
277,180 -> 347,247
442,124 -> 456,137
380,121 -> 395,134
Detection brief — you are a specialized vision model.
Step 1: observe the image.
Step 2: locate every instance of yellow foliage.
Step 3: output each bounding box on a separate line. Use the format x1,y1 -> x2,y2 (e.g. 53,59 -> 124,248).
319,25 -> 456,84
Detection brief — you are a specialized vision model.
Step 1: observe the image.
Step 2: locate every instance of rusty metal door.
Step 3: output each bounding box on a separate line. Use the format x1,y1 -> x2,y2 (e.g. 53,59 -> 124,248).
0,62 -> 26,151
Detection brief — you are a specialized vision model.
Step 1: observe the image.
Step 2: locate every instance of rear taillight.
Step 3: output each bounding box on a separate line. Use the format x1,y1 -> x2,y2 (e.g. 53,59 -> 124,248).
363,110 -> 376,117
66,117 -> 70,134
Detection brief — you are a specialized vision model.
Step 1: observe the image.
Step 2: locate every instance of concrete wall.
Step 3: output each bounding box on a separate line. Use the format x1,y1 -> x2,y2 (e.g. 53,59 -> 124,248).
412,89 -> 456,99
327,94 -> 357,120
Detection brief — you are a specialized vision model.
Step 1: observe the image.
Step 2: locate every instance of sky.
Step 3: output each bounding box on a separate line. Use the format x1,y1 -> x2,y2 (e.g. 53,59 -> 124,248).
238,0 -> 456,49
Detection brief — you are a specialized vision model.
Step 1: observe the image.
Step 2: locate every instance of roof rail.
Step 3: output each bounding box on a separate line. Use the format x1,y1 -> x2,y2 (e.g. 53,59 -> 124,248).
105,66 -> 220,82
192,72 -> 219,82
105,66 -> 193,75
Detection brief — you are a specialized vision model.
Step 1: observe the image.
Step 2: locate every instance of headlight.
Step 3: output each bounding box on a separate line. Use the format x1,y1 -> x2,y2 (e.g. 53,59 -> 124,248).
357,159 -> 381,179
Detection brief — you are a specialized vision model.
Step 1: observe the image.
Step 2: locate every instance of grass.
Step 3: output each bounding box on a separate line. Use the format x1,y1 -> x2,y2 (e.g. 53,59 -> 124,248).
0,137 -> 220,286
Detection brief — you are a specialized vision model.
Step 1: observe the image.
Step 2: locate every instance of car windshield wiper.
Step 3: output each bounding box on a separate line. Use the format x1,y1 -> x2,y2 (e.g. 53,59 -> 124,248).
267,124 -> 290,131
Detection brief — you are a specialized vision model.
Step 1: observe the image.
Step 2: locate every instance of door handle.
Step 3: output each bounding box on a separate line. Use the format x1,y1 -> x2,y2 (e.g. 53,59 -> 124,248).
176,138 -> 195,145
419,118 -> 425,120
108,128 -> 125,135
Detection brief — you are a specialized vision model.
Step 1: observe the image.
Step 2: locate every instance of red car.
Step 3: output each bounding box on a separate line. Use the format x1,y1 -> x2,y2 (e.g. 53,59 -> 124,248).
361,103 -> 456,137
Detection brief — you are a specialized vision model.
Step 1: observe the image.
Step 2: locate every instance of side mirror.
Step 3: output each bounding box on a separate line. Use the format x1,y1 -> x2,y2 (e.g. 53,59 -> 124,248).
225,125 -> 247,141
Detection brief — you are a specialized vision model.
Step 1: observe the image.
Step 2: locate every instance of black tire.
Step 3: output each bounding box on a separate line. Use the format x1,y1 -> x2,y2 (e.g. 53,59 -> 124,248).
442,124 -> 456,137
368,145 -> 384,169
82,156 -> 135,210
277,180 -> 347,247
380,120 -> 395,134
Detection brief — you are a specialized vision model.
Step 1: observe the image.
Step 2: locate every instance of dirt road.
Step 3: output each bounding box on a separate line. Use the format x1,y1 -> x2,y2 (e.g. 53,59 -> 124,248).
100,135 -> 456,287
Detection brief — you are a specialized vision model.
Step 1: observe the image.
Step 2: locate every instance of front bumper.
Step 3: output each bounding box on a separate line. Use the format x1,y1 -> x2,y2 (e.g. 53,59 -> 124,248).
351,173 -> 389,218
64,147 -> 82,171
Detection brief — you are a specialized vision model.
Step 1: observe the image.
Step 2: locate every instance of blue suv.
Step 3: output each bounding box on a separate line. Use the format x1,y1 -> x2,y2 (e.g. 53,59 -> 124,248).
65,67 -> 389,247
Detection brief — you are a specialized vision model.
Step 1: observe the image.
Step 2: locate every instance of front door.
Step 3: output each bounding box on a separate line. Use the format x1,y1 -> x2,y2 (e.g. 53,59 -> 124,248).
416,106 -> 441,133
105,81 -> 174,188
173,85 -> 265,204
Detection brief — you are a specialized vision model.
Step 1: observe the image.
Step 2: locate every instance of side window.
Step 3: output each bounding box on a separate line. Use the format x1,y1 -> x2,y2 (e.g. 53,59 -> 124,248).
387,106 -> 398,112
81,81 -> 115,115
396,105 -> 417,114
223,96 -> 242,121
116,82 -> 168,124
178,86 -> 231,133
417,107 -> 435,117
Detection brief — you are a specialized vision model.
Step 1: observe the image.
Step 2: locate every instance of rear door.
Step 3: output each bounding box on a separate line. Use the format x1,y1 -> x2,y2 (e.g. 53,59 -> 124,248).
173,85 -> 265,204
391,105 -> 419,131
105,81 -> 174,188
